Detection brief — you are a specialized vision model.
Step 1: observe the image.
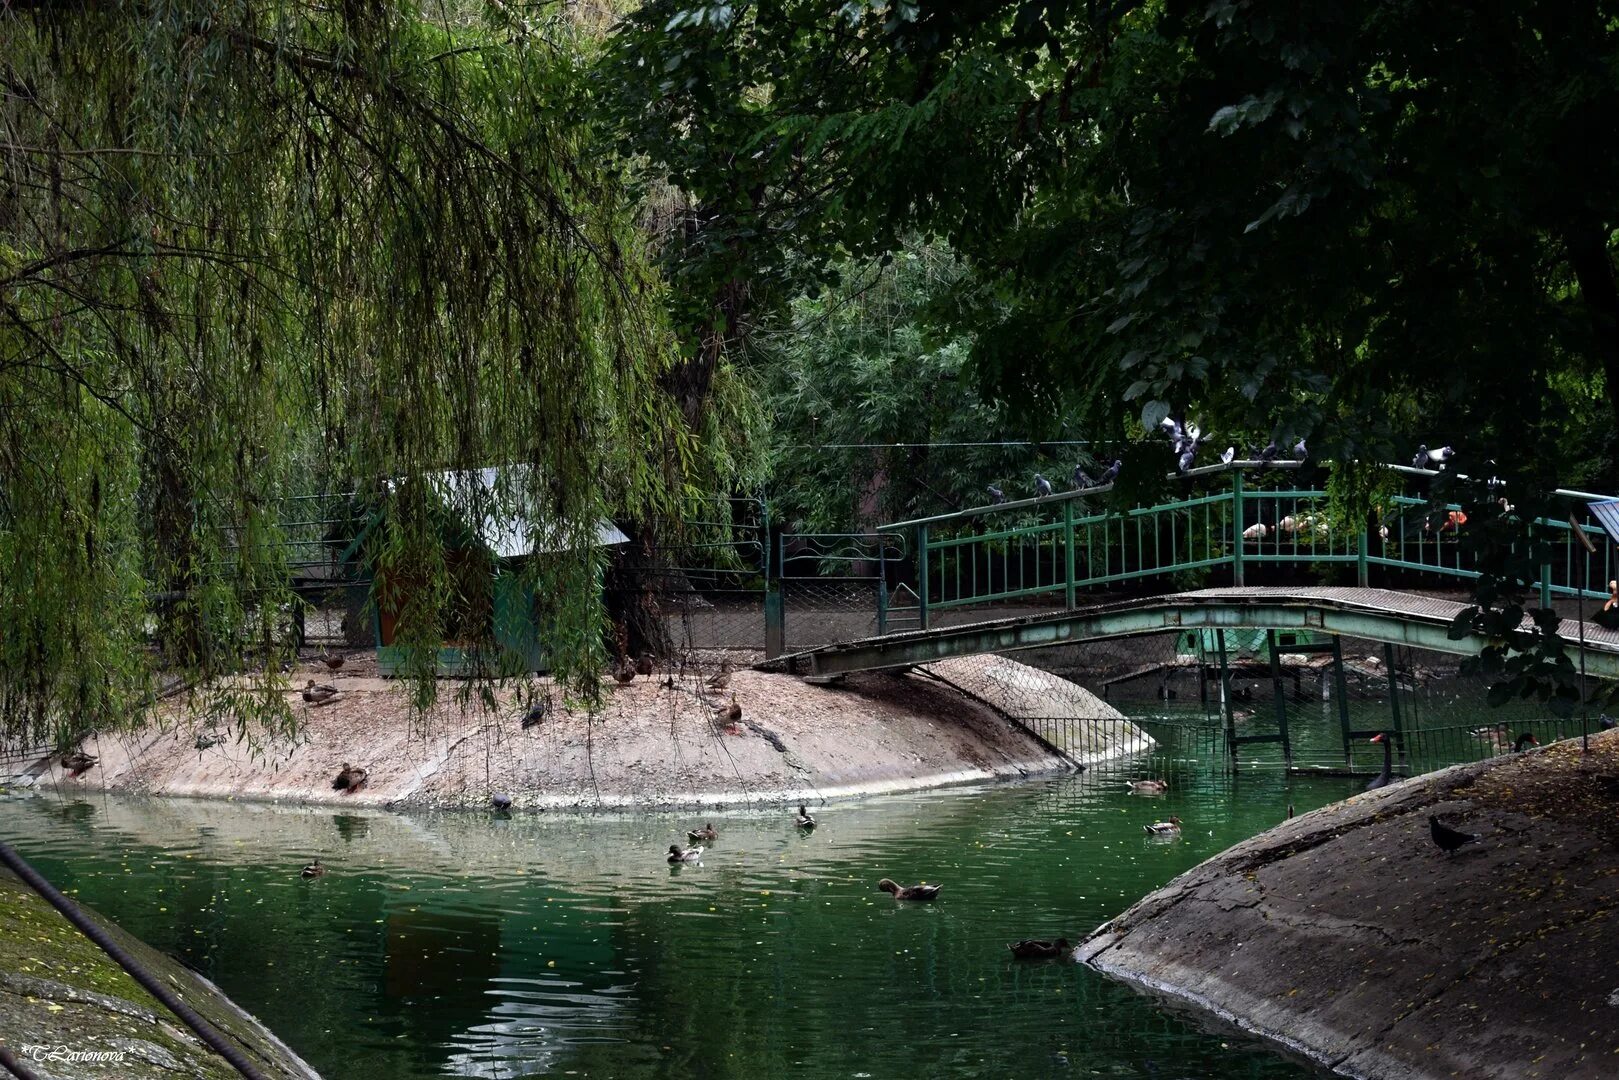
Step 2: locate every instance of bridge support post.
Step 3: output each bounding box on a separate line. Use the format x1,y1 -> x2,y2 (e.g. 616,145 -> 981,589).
1231,472 -> 1246,587
1356,529 -> 1370,589
1217,629 -> 1237,760
876,576 -> 888,636
1267,631 -> 1292,768
1332,635 -> 1352,766
917,523 -> 930,632
1539,561 -> 1553,610
764,584 -> 784,660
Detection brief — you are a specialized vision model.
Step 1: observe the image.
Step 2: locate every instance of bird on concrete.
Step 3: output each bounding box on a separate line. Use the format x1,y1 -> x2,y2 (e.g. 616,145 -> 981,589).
706,662 -> 733,692
1072,465 -> 1096,490
332,763 -> 368,794
634,653 -> 654,678
1429,815 -> 1480,854
1293,438 -> 1308,463
491,793 -> 512,812
60,751 -> 97,778
1098,459 -> 1123,485
1601,714 -> 1617,730
1220,446 -> 1236,466
1511,731 -> 1540,753
521,698 -> 550,729
667,844 -> 704,863
1034,473 -> 1053,498
717,693 -> 743,731
1008,937 -> 1071,959
613,660 -> 634,685
322,652 -> 345,671
986,484 -> 1006,505
795,804 -> 817,829
1286,804 -> 1295,820
302,680 -> 338,705
878,878 -> 942,901
1365,733 -> 1394,791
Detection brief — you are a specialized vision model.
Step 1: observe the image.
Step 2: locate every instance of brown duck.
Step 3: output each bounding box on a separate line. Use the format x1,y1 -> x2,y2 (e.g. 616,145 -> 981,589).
60,751 -> 98,778
688,823 -> 718,843
322,652 -> 345,671
878,878 -> 942,901
332,763 -> 368,793
302,680 -> 338,705
613,661 -> 635,685
1008,937 -> 1071,960
718,693 -> 742,729
635,653 -> 654,678
300,858 -> 326,879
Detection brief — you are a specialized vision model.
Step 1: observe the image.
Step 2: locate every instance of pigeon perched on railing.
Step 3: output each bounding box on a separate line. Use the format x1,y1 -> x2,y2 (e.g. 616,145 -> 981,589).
1034,474 -> 1053,498
1428,445 -> 1456,467
1176,447 -> 1197,474
1098,459 -> 1122,484
986,484 -> 1006,505
1257,441 -> 1279,465
1072,465 -> 1095,490
1411,444 -> 1429,469
1221,446 -> 1236,465
1293,438 -> 1307,462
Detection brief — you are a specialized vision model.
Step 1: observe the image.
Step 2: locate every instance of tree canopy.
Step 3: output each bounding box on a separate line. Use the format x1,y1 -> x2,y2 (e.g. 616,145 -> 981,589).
2,0 -> 694,744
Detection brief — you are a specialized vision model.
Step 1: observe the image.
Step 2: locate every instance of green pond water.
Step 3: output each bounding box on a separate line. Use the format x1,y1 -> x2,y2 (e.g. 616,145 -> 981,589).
0,759 -> 1371,1080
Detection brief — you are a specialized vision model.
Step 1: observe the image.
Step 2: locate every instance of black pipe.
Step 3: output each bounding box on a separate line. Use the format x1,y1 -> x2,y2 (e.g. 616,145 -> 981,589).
0,1046 -> 45,1080
0,840 -> 273,1080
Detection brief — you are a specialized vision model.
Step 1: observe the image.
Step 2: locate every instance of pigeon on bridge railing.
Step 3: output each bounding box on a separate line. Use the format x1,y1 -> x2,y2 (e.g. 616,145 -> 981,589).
1034,473 -> 1053,498
1221,446 -> 1236,465
1098,459 -> 1122,485
1072,465 -> 1095,490
1176,446 -> 1197,474
1257,441 -> 1279,466
1293,438 -> 1308,462
986,484 -> 1006,505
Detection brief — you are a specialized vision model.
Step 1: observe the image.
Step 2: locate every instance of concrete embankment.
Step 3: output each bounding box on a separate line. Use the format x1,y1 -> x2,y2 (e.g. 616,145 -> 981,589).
0,864 -> 320,1079
1077,731 -> 1619,1080
12,654 -> 1145,810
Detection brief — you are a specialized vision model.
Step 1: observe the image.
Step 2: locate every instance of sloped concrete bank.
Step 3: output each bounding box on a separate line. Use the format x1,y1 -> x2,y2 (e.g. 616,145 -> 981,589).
0,865 -> 320,1079
1077,731 -> 1619,1080
11,655 -> 1146,811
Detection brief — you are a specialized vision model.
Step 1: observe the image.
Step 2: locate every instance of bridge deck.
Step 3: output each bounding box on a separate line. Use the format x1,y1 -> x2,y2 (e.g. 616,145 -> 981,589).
769,585 -> 1619,679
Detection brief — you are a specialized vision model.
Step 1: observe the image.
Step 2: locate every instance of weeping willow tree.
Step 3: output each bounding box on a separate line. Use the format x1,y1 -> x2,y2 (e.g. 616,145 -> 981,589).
0,0 -> 698,747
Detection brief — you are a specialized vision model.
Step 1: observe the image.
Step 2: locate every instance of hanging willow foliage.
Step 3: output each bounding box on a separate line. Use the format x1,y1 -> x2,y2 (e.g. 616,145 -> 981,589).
0,0 -> 695,747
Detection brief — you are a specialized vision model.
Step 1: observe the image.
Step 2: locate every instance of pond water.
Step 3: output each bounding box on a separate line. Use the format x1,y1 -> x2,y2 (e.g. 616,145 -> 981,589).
0,762 -> 1363,1080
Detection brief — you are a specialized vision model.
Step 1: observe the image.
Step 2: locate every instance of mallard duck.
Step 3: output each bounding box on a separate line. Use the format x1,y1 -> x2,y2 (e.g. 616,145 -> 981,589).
878,878 -> 942,901
60,751 -> 97,777
667,844 -> 703,863
1128,779 -> 1168,795
706,662 -> 733,691
688,823 -> 717,843
491,793 -> 512,811
635,653 -> 654,678
1007,937 -> 1071,959
795,804 -> 816,829
300,858 -> 326,879
718,693 -> 742,728
322,652 -> 345,671
1143,816 -> 1182,835
613,661 -> 634,685
332,763 -> 368,793
302,680 -> 338,705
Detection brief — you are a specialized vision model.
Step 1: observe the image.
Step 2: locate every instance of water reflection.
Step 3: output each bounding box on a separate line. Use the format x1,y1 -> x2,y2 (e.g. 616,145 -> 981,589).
0,764 -> 1351,1079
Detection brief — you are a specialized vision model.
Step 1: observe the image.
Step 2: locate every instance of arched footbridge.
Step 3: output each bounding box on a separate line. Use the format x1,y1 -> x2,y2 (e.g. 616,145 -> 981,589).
766,586 -> 1619,680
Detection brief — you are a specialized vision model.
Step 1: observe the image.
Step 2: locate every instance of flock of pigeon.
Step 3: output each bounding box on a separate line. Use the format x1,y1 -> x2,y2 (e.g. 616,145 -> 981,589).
985,425 -> 1465,508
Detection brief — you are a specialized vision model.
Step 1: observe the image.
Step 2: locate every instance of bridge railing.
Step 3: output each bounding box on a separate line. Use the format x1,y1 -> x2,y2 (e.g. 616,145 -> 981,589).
881,464 -> 1617,632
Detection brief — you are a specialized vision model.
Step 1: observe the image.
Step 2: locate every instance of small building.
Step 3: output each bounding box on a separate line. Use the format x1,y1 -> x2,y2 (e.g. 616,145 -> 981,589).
337,467 -> 628,676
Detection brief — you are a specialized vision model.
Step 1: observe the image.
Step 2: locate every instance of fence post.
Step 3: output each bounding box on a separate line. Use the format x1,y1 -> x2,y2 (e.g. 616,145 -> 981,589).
1356,527 -> 1370,588
1231,471 -> 1246,587
917,523 -> 930,632
1539,560 -> 1553,609
764,584 -> 784,659
1063,499 -> 1077,610
876,575 -> 889,636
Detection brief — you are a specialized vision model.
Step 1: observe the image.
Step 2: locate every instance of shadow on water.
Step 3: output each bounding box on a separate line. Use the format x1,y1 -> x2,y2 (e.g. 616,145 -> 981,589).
0,765 -> 1357,1079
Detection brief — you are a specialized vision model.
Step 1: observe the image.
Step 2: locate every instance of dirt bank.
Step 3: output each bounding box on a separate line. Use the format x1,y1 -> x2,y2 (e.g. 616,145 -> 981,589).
12,654 -> 1142,811
1077,730 -> 1619,1080
0,863 -> 320,1079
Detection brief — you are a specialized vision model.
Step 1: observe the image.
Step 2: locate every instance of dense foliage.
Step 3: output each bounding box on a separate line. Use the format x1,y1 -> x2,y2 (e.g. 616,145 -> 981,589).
1,1 -> 692,744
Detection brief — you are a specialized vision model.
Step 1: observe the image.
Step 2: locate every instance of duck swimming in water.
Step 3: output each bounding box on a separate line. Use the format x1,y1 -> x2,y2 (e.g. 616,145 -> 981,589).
1143,816 -> 1182,835
1007,937 -> 1071,959
687,823 -> 717,843
1128,779 -> 1168,795
795,805 -> 816,829
878,878 -> 942,901
667,844 -> 703,863
300,858 -> 326,879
